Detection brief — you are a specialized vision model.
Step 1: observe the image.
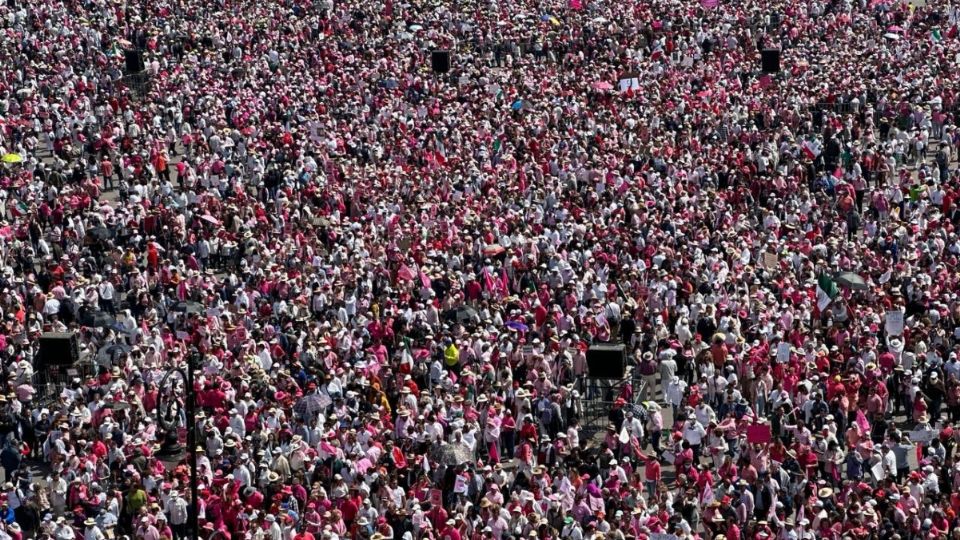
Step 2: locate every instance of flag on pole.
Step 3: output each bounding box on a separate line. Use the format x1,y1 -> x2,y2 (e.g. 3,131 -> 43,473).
392,446 -> 408,468
700,0 -> 719,8
397,264 -> 415,282
483,268 -> 497,292
816,274 -> 839,311
801,139 -> 822,160
855,410 -> 871,433
10,201 -> 28,217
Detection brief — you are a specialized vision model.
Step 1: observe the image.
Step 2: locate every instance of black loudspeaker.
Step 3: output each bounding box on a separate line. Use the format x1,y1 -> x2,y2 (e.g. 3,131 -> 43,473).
586,343 -> 626,379
38,332 -> 79,366
431,50 -> 450,74
761,49 -> 781,73
124,49 -> 145,74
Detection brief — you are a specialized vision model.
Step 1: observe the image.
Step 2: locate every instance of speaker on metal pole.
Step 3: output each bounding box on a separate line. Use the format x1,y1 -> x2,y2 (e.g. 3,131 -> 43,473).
761,49 -> 781,74
431,50 -> 450,74
586,343 -> 626,379
38,332 -> 80,367
124,49 -> 145,74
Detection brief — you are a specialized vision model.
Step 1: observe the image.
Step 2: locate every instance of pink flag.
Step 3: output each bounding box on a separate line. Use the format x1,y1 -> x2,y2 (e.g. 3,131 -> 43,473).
320,441 -> 338,458
569,0 -> 583,10
419,269 -> 432,289
500,266 -> 510,297
483,268 -> 496,292
700,0 -> 719,7
855,410 -> 871,434
700,483 -> 715,505
397,264 -> 415,282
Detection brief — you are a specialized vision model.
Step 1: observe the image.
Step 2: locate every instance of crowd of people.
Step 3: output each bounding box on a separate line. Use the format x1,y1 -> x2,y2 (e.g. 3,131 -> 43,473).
0,0 -> 960,538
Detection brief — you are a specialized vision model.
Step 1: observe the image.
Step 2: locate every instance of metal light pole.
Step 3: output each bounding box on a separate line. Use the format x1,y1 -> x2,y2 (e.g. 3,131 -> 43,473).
155,349 -> 200,539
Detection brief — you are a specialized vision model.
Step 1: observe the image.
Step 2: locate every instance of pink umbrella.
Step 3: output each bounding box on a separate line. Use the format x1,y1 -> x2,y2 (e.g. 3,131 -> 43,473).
482,244 -> 506,256
592,81 -> 613,91
887,25 -> 903,32
200,214 -> 220,225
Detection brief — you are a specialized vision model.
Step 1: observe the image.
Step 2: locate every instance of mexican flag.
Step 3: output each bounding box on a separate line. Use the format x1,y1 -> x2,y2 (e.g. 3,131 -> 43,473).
10,201 -> 28,217
816,274 -> 839,311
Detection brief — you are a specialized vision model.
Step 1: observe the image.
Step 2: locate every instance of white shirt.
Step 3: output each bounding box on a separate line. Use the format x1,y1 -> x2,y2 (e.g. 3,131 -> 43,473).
98,281 -> 115,301
166,496 -> 190,525
234,463 -> 252,487
665,379 -> 687,406
682,421 -> 707,445
84,526 -> 106,540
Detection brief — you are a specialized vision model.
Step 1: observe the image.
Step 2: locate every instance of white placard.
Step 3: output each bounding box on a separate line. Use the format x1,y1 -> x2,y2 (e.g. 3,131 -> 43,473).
776,342 -> 792,363
618,78 -> 641,92
762,252 -> 778,270
870,461 -> 885,481
885,311 -> 904,336
909,429 -> 937,443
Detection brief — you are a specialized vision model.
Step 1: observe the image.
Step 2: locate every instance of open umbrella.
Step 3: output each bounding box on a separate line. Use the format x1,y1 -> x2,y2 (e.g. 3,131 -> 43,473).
101,401 -> 132,411
833,271 -> 868,290
1,153 -> 23,164
96,343 -> 131,365
443,305 -> 480,325
432,442 -> 473,465
200,214 -> 220,225
592,81 -> 614,91
172,301 -> 204,314
88,227 -> 114,241
79,311 -> 118,328
482,244 -> 506,256
293,394 -> 327,420
505,320 -> 529,332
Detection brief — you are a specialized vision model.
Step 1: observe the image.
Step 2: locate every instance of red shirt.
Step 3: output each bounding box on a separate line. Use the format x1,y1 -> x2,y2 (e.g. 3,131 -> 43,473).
339,497 -> 359,524
519,422 -> 538,443
442,525 -> 462,540
644,459 -> 661,483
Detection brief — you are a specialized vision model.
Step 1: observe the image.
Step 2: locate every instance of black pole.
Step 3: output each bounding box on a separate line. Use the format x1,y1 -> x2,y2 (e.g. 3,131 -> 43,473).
187,352 -> 199,539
